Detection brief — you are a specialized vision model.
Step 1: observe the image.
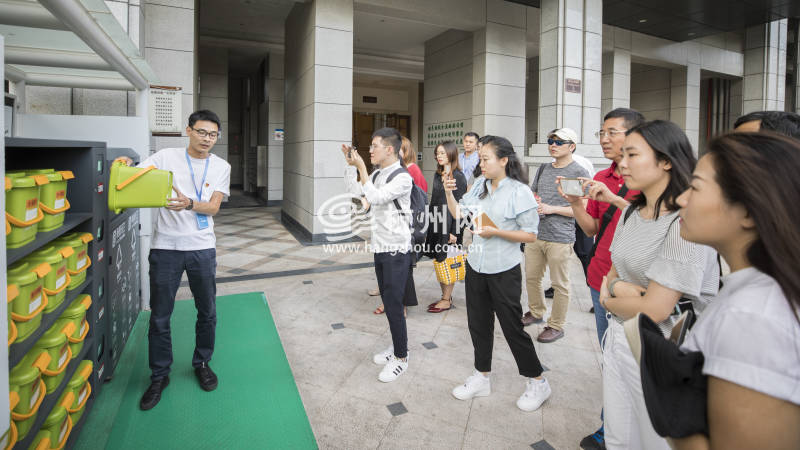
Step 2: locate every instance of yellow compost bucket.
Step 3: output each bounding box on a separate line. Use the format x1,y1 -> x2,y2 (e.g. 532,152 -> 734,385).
55,295 -> 91,359
26,245 -> 73,314
5,174 -> 49,249
53,233 -> 92,289
62,360 -> 92,426
8,284 -> 19,346
108,161 -> 173,214
30,320 -> 76,394
9,351 -> 49,441
7,261 -> 51,342
27,170 -> 74,232
29,391 -> 74,450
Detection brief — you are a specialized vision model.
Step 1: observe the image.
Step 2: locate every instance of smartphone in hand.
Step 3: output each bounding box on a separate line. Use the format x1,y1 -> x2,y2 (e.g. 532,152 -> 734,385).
559,178 -> 584,197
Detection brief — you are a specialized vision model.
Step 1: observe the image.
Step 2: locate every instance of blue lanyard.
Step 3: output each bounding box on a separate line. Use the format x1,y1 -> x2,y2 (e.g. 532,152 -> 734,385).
185,151 -> 210,201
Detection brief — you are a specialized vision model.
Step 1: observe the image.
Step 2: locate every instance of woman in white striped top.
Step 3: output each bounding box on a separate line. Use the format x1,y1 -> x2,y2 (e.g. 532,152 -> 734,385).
597,120 -> 719,449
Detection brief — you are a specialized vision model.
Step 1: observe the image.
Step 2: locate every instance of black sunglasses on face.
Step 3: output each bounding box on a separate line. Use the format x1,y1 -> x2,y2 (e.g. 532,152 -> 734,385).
547,138 -> 572,146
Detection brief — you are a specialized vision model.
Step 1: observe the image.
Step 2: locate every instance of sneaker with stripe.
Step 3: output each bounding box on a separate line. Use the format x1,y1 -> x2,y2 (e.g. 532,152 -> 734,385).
373,345 -> 394,365
378,355 -> 408,382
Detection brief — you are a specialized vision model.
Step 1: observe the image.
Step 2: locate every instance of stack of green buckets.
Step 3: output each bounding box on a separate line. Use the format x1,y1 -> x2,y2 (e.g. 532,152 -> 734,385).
5,169 -> 74,249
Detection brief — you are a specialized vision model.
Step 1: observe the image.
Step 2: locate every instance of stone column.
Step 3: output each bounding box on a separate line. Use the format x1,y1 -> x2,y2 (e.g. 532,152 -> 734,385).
143,0 -> 197,151
743,19 -> 788,113
283,0 -> 353,241
267,52 -> 285,205
670,63 -> 701,152
471,0 -> 527,157
601,38 -> 631,115
198,47 -> 228,160
535,0 -> 603,162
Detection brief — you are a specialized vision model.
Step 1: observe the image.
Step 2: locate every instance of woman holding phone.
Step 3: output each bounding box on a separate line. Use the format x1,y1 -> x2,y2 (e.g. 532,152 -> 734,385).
425,141 -> 467,313
443,135 -> 551,412
665,132 -> 800,450
597,120 -> 718,449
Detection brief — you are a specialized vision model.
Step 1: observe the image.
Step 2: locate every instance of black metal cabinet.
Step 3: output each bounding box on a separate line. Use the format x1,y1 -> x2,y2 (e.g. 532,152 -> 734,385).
5,137 -> 107,449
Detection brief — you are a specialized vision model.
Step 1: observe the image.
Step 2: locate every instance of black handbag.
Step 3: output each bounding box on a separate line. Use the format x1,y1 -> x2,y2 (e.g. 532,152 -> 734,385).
624,313 -> 708,438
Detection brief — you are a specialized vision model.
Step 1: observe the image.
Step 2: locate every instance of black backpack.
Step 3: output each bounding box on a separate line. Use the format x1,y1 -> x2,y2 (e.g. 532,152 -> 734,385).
372,167 -> 428,256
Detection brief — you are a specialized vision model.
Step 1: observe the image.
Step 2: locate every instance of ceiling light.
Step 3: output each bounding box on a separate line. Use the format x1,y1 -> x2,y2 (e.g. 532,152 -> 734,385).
639,19 -> 647,23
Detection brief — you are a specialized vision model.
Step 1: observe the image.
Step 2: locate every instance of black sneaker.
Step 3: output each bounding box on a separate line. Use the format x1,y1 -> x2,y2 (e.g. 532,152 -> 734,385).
195,363 -> 218,391
544,288 -> 555,298
579,426 -> 606,450
140,376 -> 170,410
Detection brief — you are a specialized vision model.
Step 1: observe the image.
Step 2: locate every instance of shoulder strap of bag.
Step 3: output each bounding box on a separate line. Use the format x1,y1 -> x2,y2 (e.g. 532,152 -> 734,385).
588,184 -> 628,259
384,167 -> 409,212
532,163 -> 546,194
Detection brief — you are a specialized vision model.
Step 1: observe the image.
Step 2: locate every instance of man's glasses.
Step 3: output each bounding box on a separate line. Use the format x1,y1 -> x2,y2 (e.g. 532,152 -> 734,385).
191,127 -> 221,139
594,129 -> 627,139
547,138 -> 572,146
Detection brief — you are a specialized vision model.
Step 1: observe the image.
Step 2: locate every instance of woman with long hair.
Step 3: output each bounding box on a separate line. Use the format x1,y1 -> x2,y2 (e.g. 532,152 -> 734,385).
598,120 -> 719,449
671,132 -> 800,449
426,141 -> 467,313
443,135 -> 551,412
401,137 -> 427,193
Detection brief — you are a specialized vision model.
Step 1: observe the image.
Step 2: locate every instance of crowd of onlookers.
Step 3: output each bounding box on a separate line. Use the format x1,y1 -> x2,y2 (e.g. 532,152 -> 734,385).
341,108 -> 800,449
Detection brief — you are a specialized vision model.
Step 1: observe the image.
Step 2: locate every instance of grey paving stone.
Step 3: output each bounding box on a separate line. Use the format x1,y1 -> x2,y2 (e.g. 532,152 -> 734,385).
331,323 -> 345,330
386,402 -> 408,416
422,342 -> 438,349
227,268 -> 248,274
303,280 -> 313,284
531,440 -> 556,450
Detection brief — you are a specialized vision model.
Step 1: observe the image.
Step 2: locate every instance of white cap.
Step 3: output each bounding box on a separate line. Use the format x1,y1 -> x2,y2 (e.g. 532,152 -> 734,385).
549,128 -> 579,143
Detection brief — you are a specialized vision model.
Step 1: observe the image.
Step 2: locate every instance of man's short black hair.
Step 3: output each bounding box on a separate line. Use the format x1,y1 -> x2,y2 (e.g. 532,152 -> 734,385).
188,110 -> 222,131
734,111 -> 800,140
371,127 -> 402,159
464,132 -> 480,140
604,108 -> 645,130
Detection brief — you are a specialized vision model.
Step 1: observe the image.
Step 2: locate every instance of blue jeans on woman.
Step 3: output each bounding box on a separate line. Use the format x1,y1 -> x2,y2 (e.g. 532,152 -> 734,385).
590,287 -> 608,345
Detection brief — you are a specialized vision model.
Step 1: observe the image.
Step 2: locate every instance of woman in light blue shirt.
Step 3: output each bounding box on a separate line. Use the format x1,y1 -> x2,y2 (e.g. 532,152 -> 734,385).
443,135 -> 552,412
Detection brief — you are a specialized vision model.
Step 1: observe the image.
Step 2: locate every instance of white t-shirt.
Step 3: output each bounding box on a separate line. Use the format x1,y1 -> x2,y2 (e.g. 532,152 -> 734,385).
141,148 -> 231,251
682,267 -> 800,405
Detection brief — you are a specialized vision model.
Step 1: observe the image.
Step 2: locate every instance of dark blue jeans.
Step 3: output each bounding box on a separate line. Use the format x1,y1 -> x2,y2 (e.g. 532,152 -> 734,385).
374,251 -> 412,359
148,248 -> 217,381
590,287 -> 608,346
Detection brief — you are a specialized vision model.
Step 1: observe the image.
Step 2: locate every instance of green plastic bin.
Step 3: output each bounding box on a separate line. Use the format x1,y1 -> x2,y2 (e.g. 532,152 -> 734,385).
62,360 -> 92,426
9,351 -> 49,441
55,295 -> 91,359
7,261 -> 51,342
108,161 -> 173,214
5,174 -> 48,249
30,320 -> 75,394
53,233 -> 92,289
26,245 -> 73,314
8,284 -> 19,346
27,170 -> 74,232
29,391 -> 74,450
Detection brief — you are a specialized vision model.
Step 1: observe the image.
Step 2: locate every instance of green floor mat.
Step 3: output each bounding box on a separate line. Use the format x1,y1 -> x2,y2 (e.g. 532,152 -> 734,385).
75,292 -> 317,449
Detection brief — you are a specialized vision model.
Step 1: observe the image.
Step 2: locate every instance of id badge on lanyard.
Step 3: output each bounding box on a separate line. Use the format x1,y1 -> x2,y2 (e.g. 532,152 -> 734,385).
186,152 -> 211,230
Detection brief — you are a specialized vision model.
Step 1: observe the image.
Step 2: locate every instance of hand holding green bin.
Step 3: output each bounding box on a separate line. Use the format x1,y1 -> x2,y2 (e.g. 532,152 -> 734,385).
108,160 -> 174,214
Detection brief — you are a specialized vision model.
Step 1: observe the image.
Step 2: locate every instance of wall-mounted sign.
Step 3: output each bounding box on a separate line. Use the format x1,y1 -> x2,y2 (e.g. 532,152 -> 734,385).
362,96 -> 378,104
565,78 -> 581,94
426,121 -> 465,148
274,128 -> 284,141
149,85 -> 183,135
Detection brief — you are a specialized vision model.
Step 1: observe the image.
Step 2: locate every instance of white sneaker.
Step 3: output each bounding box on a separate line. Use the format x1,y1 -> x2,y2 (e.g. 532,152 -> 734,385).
378,355 -> 408,382
373,346 -> 394,365
516,377 -> 551,411
452,370 -> 491,400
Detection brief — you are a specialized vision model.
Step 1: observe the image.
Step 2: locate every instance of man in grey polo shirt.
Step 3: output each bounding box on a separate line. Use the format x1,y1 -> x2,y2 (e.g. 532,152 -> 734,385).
522,128 -> 589,342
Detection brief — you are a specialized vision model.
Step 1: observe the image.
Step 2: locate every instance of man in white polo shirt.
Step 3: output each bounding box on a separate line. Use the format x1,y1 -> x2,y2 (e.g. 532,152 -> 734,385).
118,110 -> 231,410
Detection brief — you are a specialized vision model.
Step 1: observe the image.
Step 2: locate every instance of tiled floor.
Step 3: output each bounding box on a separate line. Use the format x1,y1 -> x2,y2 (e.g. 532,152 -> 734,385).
176,206 -> 603,449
